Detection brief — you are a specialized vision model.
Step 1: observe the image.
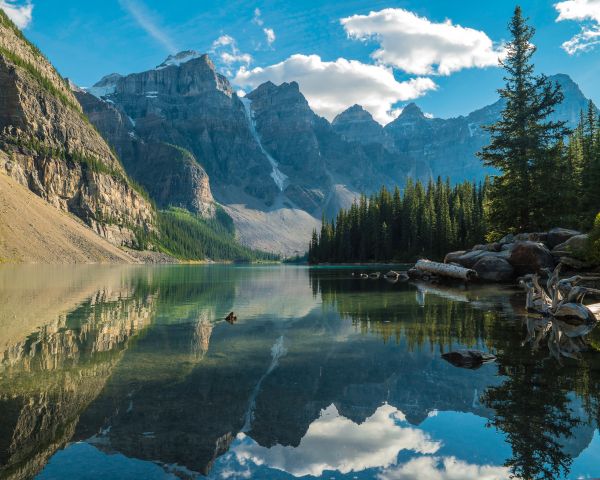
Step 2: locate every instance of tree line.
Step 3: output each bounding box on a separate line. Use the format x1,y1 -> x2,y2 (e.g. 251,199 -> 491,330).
308,179 -> 487,263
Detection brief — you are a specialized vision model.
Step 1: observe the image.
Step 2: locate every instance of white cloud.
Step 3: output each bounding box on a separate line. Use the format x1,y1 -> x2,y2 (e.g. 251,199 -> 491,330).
252,8 -> 276,48
263,27 -> 276,46
231,404 -> 441,477
341,8 -> 506,76
234,54 -> 437,125
0,0 -> 33,29
377,456 -> 511,480
119,0 -> 177,53
211,35 -> 253,68
555,0 -> 600,53
253,7 -> 264,26
555,0 -> 600,22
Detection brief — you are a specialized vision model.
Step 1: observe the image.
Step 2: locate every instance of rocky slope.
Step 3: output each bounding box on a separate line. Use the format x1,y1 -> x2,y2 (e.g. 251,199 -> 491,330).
0,10 -> 155,248
74,88 -> 215,217
0,173 -> 139,263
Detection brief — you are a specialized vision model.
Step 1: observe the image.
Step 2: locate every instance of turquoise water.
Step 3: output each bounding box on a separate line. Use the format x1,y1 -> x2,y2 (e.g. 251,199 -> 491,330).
0,265 -> 599,480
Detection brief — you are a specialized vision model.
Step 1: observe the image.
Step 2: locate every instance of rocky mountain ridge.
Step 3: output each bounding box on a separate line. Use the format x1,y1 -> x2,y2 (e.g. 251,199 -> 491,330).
82,50 -> 596,255
0,10 -> 155,248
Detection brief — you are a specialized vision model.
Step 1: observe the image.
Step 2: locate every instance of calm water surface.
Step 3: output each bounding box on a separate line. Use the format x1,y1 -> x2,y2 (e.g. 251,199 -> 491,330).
0,265 -> 599,480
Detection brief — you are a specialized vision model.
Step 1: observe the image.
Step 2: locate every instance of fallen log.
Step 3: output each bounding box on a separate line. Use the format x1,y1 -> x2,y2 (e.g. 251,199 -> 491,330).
415,259 -> 478,281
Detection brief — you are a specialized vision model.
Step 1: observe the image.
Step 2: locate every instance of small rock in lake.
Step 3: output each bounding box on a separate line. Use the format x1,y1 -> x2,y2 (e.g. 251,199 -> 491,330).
441,350 -> 496,369
225,312 -> 237,324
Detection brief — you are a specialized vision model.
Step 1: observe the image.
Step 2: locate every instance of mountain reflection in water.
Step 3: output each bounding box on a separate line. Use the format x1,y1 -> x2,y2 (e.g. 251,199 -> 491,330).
0,265 -> 599,480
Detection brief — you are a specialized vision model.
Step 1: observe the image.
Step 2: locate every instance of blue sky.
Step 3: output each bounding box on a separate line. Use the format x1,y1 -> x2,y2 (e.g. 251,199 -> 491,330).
3,0 -> 600,123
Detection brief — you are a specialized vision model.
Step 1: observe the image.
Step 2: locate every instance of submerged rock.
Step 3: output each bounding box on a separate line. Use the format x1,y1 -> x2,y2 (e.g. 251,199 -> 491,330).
441,350 -> 497,369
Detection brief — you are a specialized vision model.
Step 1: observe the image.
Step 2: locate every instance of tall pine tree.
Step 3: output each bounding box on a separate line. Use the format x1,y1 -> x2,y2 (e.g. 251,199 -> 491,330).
479,6 -> 568,235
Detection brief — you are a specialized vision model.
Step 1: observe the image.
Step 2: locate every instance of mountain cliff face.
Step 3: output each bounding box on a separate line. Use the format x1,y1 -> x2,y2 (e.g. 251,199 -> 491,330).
74,88 -> 215,217
379,74 -> 593,183
86,53 -> 277,208
0,11 -> 155,247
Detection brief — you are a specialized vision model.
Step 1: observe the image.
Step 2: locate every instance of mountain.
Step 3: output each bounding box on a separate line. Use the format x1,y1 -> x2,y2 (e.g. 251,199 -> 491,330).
0,10 -> 155,249
0,12 -> 154,246
81,48 -> 595,255
381,74 -> 594,183
82,55 -> 417,254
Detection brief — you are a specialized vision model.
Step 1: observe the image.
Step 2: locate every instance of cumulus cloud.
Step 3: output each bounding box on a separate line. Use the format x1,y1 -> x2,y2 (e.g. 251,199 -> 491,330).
231,404 -> 441,477
341,8 -> 506,76
377,456 -> 511,480
211,34 -> 252,69
119,0 -> 177,53
0,0 -> 33,29
555,0 -> 600,53
234,54 -> 437,125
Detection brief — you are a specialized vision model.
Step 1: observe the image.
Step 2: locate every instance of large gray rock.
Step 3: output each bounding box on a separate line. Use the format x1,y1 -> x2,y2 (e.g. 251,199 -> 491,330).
452,249 -> 510,269
508,241 -> 555,275
553,234 -> 589,260
444,250 -> 467,264
547,227 -> 582,248
473,256 -> 515,282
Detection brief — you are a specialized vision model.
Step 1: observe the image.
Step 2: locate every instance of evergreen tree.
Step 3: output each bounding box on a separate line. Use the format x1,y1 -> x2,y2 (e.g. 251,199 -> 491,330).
479,6 -> 569,234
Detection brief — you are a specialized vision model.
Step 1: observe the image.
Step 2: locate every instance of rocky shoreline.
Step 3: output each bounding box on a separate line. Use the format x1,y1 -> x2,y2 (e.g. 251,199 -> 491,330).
443,227 -> 596,282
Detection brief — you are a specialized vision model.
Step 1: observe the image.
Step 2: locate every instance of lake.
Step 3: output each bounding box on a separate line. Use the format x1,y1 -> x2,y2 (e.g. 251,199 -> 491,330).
0,265 -> 599,480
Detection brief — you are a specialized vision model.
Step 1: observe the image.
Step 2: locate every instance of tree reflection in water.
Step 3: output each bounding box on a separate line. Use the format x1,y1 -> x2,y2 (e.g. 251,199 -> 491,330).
311,269 -> 600,480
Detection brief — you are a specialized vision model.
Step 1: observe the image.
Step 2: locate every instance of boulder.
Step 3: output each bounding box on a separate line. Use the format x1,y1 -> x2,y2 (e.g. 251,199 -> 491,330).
472,243 -> 502,252
473,256 -> 515,282
515,232 -> 548,243
547,228 -> 582,249
553,234 -> 589,260
441,350 -> 497,369
499,233 -> 515,245
508,241 -> 555,275
444,250 -> 467,264
452,249 -> 510,269
558,256 -> 592,270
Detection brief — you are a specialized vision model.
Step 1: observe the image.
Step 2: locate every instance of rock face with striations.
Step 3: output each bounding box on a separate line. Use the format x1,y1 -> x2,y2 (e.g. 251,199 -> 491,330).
75,88 -> 215,217
85,52 -> 278,207
332,104 -> 396,152
0,11 -> 155,247
246,81 -> 413,213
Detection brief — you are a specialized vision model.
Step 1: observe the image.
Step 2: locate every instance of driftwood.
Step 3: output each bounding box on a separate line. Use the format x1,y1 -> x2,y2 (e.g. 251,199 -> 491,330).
415,259 -> 477,281
520,264 -> 600,361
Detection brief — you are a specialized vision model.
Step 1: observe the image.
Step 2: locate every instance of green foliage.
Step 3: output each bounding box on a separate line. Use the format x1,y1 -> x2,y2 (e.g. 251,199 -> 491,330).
479,6 -> 569,233
157,207 -> 278,262
586,213 -> 600,264
308,179 -> 487,264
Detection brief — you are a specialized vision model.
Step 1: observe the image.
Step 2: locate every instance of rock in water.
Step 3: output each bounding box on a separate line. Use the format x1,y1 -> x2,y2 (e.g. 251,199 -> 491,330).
442,350 -> 497,369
